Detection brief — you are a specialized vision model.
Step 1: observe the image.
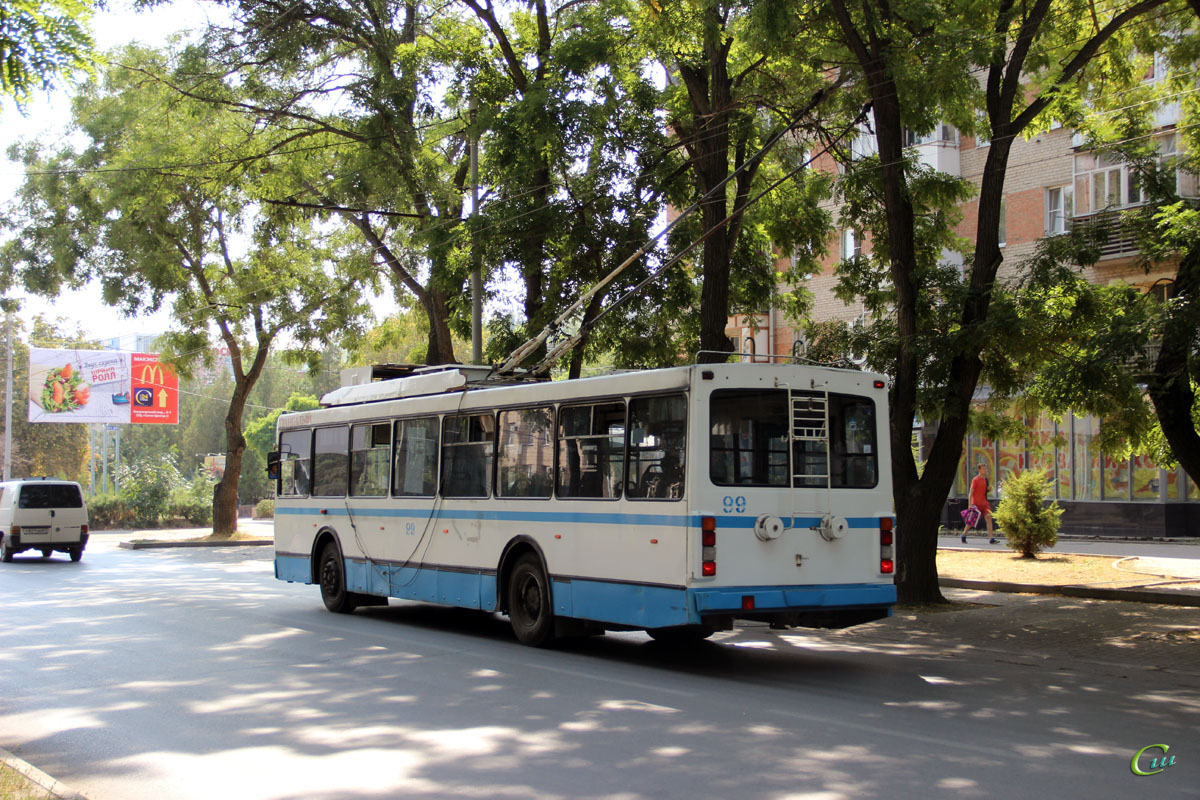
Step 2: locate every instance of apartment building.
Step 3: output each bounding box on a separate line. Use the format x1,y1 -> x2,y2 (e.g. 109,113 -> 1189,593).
728,108 -> 1199,537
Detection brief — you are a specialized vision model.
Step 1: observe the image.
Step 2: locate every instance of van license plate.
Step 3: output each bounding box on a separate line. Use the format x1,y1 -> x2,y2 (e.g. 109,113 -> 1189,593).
23,527 -> 50,535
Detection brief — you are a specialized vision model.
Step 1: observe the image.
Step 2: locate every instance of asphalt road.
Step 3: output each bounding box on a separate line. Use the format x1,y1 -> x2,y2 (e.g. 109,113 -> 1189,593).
1,540 -> 1198,799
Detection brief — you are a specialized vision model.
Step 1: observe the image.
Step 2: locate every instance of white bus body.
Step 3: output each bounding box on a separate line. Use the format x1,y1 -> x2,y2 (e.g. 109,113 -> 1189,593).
272,363 -> 897,645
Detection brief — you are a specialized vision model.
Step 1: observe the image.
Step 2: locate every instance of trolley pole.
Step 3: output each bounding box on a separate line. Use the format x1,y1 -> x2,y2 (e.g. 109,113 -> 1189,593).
3,310 -> 11,481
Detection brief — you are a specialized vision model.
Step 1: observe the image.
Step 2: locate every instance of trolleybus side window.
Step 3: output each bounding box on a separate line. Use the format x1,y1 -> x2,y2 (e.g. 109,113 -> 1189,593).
278,429 -> 312,497
393,417 -> 439,497
497,407 -> 554,499
558,401 -> 625,499
710,390 -> 789,486
312,425 -> 350,497
627,394 -> 686,500
350,422 -> 391,497
441,413 -> 495,498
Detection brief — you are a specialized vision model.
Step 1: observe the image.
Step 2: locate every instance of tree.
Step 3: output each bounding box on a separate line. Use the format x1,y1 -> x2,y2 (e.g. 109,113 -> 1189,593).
1,46 -> 373,536
0,314 -> 94,481
810,0 -> 1173,602
0,0 -> 94,106
634,0 -> 843,362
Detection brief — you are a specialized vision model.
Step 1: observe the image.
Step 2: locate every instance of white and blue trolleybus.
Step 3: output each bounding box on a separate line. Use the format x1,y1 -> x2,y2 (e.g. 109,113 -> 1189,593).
269,362 -> 897,645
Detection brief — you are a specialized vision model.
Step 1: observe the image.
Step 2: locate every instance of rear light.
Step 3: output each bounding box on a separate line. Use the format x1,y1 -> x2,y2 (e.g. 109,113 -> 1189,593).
10,525 -> 19,535
81,524 -> 88,535
880,518 -> 894,574
701,516 -> 716,577
742,595 -> 755,610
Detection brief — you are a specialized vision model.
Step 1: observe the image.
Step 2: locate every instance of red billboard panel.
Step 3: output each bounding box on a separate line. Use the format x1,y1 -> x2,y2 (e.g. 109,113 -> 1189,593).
130,353 -> 179,424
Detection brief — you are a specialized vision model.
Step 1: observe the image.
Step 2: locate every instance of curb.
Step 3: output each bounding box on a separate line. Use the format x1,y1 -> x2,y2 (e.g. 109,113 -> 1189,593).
0,746 -> 89,800
119,539 -> 274,550
940,577 -> 1200,607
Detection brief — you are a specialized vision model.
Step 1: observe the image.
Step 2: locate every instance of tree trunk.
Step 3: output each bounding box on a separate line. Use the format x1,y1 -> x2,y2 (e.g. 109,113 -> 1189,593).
422,287 -> 458,365
1149,241 -> 1200,485
212,388 -> 250,538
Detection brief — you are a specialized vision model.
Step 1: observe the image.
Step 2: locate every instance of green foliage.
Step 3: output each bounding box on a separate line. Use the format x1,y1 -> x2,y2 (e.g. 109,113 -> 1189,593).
254,498 -> 274,519
994,470 -> 1063,559
117,452 -> 184,527
87,492 -> 132,530
0,0 -> 94,106
168,470 -> 216,526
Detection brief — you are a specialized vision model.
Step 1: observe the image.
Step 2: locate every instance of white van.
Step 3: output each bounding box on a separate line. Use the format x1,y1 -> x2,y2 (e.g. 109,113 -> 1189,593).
0,479 -> 90,562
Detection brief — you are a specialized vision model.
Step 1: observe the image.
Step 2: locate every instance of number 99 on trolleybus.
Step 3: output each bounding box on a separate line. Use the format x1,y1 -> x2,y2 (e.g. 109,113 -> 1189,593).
268,362 -> 897,646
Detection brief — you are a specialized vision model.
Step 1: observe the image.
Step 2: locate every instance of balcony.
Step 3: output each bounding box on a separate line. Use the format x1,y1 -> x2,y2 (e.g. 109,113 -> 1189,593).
1069,212 -> 1139,260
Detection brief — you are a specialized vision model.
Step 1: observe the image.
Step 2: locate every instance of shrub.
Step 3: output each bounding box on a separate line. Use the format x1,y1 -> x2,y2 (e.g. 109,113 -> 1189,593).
254,498 -> 274,519
168,470 -> 216,526
994,469 -> 1063,558
117,453 -> 184,527
88,493 -> 133,529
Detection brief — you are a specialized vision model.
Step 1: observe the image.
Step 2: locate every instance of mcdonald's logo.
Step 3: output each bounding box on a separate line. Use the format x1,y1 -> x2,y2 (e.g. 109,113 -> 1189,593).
131,353 -> 178,425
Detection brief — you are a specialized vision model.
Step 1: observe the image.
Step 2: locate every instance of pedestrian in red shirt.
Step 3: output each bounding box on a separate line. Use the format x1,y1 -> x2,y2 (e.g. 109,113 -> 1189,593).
961,462 -> 998,544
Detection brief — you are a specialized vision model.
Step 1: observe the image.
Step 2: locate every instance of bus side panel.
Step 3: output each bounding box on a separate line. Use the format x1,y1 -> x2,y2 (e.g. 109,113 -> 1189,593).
275,553 -> 311,584
553,579 -> 693,628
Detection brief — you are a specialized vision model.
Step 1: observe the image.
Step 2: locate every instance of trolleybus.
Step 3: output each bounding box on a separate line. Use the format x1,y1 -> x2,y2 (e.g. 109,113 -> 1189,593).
269,362 -> 896,645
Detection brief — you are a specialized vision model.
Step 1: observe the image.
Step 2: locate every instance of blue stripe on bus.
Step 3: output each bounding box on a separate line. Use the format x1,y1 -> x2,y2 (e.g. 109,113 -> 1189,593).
275,554 -> 895,628
275,505 -> 887,530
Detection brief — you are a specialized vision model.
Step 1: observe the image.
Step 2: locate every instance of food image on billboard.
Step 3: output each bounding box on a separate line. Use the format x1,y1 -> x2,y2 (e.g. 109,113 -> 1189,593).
28,349 -> 178,425
29,349 -> 130,424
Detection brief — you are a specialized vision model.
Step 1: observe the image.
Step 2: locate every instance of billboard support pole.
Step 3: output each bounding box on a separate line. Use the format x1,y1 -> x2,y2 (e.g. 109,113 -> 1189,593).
101,427 -> 109,494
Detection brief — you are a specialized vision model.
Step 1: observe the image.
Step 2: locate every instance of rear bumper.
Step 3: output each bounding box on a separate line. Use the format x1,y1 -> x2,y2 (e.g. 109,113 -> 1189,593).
691,582 -> 897,629
2,531 -> 88,553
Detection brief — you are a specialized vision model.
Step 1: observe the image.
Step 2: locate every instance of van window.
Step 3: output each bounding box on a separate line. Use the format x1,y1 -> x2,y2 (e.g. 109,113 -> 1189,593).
18,484 -> 84,509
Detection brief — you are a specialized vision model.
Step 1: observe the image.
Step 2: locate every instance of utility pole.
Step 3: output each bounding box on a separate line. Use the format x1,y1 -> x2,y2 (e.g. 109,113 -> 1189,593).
469,95 -> 483,365
3,310 -> 11,481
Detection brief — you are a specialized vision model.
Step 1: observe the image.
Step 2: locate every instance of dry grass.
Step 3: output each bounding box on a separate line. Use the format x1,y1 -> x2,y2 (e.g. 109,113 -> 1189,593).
938,549 -> 1199,589
0,763 -> 53,800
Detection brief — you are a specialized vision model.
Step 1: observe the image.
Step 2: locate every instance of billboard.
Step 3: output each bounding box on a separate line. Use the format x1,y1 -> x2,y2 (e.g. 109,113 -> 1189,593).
29,348 -> 179,425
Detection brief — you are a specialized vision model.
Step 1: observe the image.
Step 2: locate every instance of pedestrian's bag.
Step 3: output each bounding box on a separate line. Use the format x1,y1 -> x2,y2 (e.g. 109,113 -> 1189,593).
960,505 -> 981,528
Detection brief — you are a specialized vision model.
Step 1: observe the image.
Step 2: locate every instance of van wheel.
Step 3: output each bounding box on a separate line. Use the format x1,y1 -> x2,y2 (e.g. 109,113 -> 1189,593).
1,540 -> 12,562
318,543 -> 358,614
40,549 -> 52,559
69,547 -> 83,562
507,554 -> 554,647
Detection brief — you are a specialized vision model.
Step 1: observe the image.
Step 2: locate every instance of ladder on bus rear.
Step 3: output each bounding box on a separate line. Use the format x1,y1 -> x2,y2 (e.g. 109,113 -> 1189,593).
790,391 -> 829,487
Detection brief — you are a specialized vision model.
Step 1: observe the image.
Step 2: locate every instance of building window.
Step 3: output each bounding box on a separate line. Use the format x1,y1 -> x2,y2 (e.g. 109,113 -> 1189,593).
998,197 -> 1007,247
841,228 -> 861,259
1046,185 -> 1074,235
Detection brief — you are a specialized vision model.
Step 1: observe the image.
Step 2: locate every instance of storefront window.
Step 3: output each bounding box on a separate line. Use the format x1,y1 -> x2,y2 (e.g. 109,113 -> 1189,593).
1073,416 -> 1101,500
997,435 -> 1025,487
1131,454 -> 1162,501
1028,413 -> 1057,494
1103,453 -> 1130,500
1057,414 -> 1073,499
969,433 -> 995,481
1166,464 -> 1180,500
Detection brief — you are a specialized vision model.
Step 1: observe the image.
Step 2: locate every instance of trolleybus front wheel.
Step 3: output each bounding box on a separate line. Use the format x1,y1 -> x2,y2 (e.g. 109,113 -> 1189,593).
508,554 -> 554,646
319,542 -> 358,614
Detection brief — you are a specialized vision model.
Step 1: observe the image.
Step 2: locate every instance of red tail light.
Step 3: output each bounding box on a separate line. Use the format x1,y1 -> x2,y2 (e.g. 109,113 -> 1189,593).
880,519 -> 894,574
701,516 -> 716,577
81,524 -> 88,535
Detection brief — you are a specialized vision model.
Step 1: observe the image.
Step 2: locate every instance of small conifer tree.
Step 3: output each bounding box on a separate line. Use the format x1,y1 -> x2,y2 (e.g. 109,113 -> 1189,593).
994,469 -> 1063,558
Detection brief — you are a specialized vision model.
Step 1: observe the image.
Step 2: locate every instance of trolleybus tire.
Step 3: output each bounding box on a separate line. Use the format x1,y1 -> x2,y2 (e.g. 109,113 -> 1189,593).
318,542 -> 359,614
508,554 -> 555,647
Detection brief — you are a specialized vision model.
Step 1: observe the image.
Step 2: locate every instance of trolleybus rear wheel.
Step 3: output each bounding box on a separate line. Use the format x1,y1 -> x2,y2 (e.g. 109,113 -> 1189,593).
508,554 -> 554,646
319,542 -> 358,614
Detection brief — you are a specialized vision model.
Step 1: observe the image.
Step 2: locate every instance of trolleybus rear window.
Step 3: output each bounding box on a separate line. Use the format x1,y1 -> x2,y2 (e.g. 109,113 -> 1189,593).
710,389 -> 878,488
